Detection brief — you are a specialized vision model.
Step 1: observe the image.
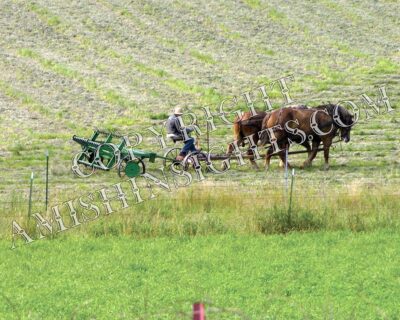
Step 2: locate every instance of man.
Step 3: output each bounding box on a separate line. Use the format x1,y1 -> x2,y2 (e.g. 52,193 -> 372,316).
166,107 -> 197,161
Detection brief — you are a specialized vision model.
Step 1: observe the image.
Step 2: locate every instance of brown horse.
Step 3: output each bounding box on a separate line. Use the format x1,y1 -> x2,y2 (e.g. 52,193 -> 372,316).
260,104 -> 354,170
226,111 -> 267,169
227,105 -> 310,169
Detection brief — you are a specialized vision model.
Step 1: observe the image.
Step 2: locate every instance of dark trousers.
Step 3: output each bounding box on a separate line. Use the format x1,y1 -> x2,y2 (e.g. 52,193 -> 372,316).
180,138 -> 197,156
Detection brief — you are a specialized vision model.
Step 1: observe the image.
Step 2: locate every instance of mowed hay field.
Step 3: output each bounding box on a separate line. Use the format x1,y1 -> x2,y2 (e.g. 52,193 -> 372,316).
0,0 -> 400,319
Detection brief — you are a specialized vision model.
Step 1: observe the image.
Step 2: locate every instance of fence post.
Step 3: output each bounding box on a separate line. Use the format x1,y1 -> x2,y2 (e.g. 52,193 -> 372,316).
206,122 -> 210,154
284,147 -> 289,191
28,172 -> 34,220
288,168 -> 295,227
193,302 -> 206,320
45,150 -> 49,212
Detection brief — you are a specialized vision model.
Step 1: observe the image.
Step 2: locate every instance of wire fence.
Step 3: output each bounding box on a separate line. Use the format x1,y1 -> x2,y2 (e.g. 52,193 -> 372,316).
0,172 -> 399,205
0,144 -> 399,214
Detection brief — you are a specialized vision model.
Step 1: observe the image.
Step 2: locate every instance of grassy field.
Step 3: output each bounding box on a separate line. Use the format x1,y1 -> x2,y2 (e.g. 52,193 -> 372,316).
2,231 -> 400,319
0,0 -> 399,318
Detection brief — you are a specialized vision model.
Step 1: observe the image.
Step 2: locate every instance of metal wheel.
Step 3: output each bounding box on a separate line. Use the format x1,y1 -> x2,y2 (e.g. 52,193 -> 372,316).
71,151 -> 96,178
162,147 -> 182,168
205,154 -> 231,174
118,156 -> 145,178
182,151 -> 208,171
96,143 -> 121,170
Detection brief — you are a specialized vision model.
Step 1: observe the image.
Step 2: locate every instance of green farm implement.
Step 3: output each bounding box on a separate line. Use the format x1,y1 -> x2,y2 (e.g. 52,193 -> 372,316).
72,129 -> 329,179
72,130 -> 171,178
72,130 -> 243,179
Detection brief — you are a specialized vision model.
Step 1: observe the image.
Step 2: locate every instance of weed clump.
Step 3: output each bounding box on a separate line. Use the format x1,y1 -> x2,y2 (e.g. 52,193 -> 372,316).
256,206 -> 324,234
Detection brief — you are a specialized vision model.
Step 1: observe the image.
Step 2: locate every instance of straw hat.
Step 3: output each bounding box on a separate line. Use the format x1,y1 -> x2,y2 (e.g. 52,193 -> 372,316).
174,107 -> 183,115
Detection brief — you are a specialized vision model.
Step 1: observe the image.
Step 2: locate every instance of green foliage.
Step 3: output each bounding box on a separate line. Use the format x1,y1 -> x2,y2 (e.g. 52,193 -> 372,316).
190,50 -> 216,64
4,182 -> 399,239
268,8 -> 286,22
28,3 -> 64,29
0,1 -> 399,317
47,16 -> 61,26
2,231 -> 400,318
256,206 -> 323,234
164,78 -> 223,105
103,89 -> 137,109
219,23 -> 242,39
127,58 -> 169,78
0,80 -> 52,117
149,112 -> 169,120
18,48 -> 37,58
9,143 -> 24,156
243,0 -> 261,9
371,58 -> 399,75
256,48 -> 275,56
16,48 -> 139,110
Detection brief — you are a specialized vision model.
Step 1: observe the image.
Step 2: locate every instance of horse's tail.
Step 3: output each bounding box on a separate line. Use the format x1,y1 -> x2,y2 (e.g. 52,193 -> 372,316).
227,116 -> 244,154
232,113 -> 246,146
259,113 -> 271,145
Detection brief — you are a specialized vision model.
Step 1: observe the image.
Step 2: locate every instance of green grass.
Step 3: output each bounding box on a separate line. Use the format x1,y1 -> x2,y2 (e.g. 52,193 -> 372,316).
149,112 -> 169,120
9,143 -> 25,156
371,58 -> 399,75
190,49 -> 216,65
268,8 -> 287,22
3,230 -> 399,319
243,0 -> 262,9
18,48 -> 138,110
28,3 -> 65,30
0,80 -> 51,117
219,23 -> 242,39
121,56 -> 170,78
1,1 -> 400,318
4,179 -> 399,240
256,47 -> 275,56
164,78 -> 223,105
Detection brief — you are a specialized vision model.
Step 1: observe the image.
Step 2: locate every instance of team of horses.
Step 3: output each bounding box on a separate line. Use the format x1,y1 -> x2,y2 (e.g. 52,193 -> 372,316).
227,104 -> 355,170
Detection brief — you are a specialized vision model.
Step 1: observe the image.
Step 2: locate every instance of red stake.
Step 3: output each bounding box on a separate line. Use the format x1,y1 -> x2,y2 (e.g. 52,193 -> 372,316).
193,302 -> 205,320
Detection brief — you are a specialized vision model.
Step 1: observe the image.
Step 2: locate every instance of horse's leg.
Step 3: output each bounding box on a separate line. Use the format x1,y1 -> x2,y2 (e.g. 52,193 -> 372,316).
301,140 -> 312,158
308,140 -> 320,165
299,140 -> 312,167
303,140 -> 319,168
278,143 -> 291,169
322,137 -> 333,170
278,145 -> 285,168
271,130 -> 287,168
249,135 -> 260,170
265,147 -> 273,170
226,139 -> 241,155
248,149 -> 259,170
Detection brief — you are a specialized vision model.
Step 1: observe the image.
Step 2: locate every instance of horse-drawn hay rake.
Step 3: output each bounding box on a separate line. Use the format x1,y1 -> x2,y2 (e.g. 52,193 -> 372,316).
72,129 -> 233,178
72,129 -> 329,178
72,130 -> 161,178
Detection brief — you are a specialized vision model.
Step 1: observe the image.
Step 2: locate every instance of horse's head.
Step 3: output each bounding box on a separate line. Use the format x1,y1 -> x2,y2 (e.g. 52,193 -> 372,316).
340,121 -> 352,142
334,105 -> 355,143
